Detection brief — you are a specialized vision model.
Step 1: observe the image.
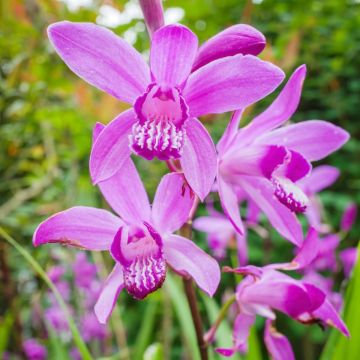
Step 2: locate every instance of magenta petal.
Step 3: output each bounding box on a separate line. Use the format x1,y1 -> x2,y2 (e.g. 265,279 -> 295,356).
312,298 -> 349,336
256,120 -> 350,161
218,174 -> 244,235
92,122 -> 105,143
240,65 -> 307,144
192,24 -> 266,71
340,247 -> 357,278
184,54 -> 285,117
90,109 -> 137,183
217,110 -> 243,155
48,22 -> 149,103
150,24 -> 198,86
139,0 -> 164,37
299,165 -> 340,195
341,203 -> 357,232
151,173 -> 193,233
264,320 -> 295,360
98,159 -> 151,224
180,118 -> 217,201
33,206 -> 122,250
94,264 -> 125,324
240,177 -> 303,246
164,234 -> 220,296
302,283 -> 326,313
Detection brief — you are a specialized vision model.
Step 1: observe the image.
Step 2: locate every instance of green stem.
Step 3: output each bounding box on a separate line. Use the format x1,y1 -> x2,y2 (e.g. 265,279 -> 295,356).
0,227 -> 93,360
204,295 -> 236,344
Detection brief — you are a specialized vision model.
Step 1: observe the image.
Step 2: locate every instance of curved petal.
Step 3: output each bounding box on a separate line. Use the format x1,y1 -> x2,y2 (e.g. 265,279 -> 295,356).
33,206 -> 122,250
218,174 -> 244,235
48,21 -> 149,103
180,118 -> 217,201
94,264 -> 124,324
239,177 -> 303,246
98,159 -> 151,224
151,173 -> 193,233
193,24 -> 266,71
150,24 -> 198,86
164,234 -> 220,296
256,120 -> 350,161
239,65 -> 307,144
183,54 -> 285,117
341,203 -> 357,232
139,0 -> 164,37
193,216 -> 233,235
299,165 -> 340,195
90,109 -> 137,184
264,320 -> 295,360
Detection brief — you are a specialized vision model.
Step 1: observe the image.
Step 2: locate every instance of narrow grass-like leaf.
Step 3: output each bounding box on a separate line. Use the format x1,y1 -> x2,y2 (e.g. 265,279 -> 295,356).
0,227 -> 93,360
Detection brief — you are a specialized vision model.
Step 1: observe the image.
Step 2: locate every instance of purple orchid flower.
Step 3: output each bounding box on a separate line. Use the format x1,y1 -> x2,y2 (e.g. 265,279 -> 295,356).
341,202 -> 357,232
298,165 -> 340,232
33,159 -> 220,323
340,247 -> 358,278
217,265 -> 349,357
23,339 -> 47,360
216,64 -> 349,245
47,21 -> 284,200
73,253 -> 97,289
193,203 -> 248,264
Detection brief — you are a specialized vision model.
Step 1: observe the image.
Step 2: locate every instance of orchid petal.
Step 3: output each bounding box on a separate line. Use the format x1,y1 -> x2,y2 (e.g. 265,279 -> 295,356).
217,110 -> 243,155
264,320 -> 295,360
180,118 -> 217,201
192,24 -> 266,71
193,216 -> 233,234
239,177 -> 303,246
139,0 -> 164,37
341,203 -> 357,232
48,21 -> 149,103
94,264 -> 124,324
299,165 -> 340,195
239,65 -> 306,144
33,206 -> 122,250
164,234 -> 220,296
151,173 -> 193,233
218,175 -> 244,235
92,122 -> 105,143
90,109 -> 137,184
256,120 -> 350,161
305,198 -> 324,232
150,24 -> 198,86
184,54 -> 285,117
98,159 -> 151,224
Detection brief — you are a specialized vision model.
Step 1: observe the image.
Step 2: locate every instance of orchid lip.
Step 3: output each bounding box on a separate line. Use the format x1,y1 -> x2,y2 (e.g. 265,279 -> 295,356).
129,83 -> 189,161
111,223 -> 166,300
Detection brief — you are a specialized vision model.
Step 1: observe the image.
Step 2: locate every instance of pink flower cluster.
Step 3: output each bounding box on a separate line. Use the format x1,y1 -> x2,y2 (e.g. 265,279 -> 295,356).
32,6 -> 356,359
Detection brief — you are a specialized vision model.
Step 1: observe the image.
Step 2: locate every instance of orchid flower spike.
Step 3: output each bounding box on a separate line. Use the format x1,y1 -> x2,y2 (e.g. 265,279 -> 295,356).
33,159 -> 220,324
216,64 -> 349,245
47,21 -> 284,200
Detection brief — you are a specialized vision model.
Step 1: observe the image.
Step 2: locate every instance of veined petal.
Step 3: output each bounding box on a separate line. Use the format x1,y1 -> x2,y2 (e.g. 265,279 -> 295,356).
98,159 -> 151,224
180,118 -> 217,201
298,165 -> 340,195
150,24 -> 198,86
218,174 -> 244,235
264,320 -> 295,360
33,206 -> 122,250
239,177 -> 303,246
92,122 -> 105,143
192,24 -> 266,71
183,54 -> 285,117
217,110 -> 243,155
139,0 -> 164,37
239,65 -> 307,144
48,21 -> 150,103
164,234 -> 220,296
151,173 -> 193,234
94,264 -> 125,324
255,120 -> 350,161
90,109 -> 137,184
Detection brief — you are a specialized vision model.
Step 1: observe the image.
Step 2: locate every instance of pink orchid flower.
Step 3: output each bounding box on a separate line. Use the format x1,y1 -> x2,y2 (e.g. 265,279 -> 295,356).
298,165 -> 340,232
33,160 -> 220,324
47,21 -> 284,200
341,202 -> 357,232
216,64 -> 349,245
340,247 -> 358,278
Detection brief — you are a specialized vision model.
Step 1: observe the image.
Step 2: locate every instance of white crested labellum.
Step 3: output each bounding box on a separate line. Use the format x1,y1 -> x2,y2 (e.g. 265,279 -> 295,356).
111,223 -> 166,300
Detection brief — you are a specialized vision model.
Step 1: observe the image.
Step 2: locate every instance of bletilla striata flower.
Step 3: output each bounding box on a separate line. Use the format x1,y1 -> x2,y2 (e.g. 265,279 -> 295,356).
47,21 -> 285,200
216,65 -> 349,245
33,155 -> 220,324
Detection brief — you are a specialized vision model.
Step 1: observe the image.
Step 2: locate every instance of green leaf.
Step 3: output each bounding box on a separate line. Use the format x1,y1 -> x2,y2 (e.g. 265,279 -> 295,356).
144,343 -> 165,360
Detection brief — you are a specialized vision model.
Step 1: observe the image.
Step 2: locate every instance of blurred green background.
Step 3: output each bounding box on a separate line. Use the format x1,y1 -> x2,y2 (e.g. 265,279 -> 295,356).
1,0 -> 359,359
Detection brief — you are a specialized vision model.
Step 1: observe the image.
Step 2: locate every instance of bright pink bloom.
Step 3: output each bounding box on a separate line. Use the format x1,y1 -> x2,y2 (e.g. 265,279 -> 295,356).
341,202 -> 357,232
73,253 -> 97,289
23,339 -> 47,360
47,21 -> 283,200
33,159 -> 220,324
340,247 -> 358,278
217,65 -> 349,244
